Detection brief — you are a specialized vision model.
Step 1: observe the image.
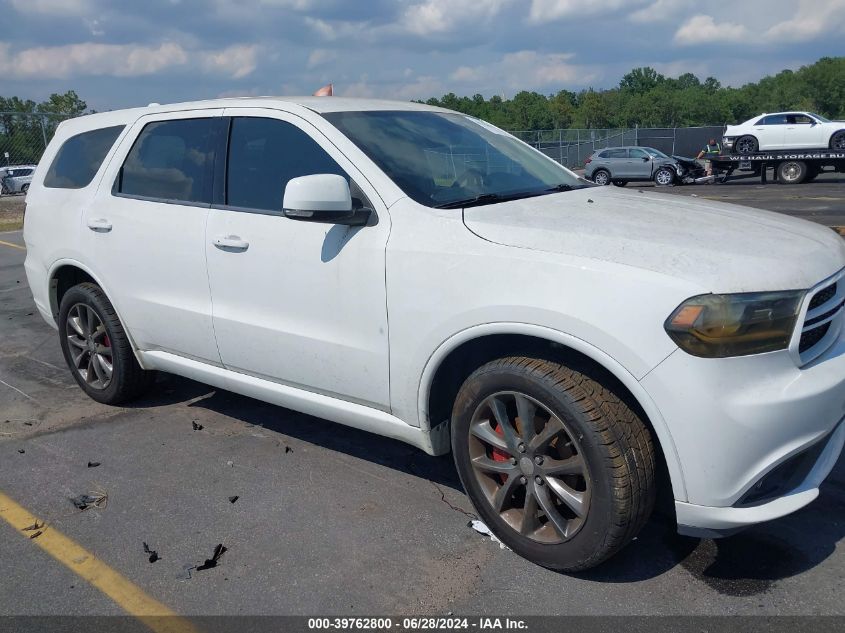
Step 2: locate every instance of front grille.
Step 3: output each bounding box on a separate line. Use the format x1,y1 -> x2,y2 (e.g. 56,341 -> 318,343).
800,322 -> 831,353
798,276 -> 844,361
809,283 -> 837,310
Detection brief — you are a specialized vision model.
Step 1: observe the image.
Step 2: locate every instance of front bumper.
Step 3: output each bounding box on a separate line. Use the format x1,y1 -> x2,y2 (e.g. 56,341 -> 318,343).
641,323 -> 845,535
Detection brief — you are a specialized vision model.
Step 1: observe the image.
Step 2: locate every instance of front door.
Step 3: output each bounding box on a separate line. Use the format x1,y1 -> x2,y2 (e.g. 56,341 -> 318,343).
783,113 -> 826,149
205,109 -> 392,409
83,110 -> 223,362
626,148 -> 653,179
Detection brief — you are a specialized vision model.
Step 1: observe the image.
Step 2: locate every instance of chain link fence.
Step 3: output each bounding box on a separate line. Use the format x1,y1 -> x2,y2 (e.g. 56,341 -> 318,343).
0,112 -> 73,170
510,126 -> 727,169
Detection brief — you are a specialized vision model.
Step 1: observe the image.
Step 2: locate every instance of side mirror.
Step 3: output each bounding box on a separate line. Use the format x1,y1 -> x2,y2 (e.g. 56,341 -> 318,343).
283,174 -> 371,227
643,156 -> 650,162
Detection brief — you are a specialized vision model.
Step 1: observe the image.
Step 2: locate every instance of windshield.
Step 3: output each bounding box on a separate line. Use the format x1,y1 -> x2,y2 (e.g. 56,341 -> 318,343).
644,147 -> 668,158
809,112 -> 830,123
323,111 -> 584,208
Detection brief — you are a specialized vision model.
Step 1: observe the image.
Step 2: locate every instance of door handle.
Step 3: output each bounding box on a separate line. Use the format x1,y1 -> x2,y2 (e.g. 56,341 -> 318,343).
87,218 -> 112,232
213,235 -> 249,251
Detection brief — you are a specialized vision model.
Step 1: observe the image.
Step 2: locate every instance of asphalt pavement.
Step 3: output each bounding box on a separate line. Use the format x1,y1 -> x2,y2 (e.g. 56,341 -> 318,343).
1,177 -> 844,622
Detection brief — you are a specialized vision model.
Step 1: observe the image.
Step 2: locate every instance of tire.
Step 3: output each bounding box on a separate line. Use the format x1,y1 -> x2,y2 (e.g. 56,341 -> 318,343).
591,169 -> 611,186
21,184 -> 29,194
735,135 -> 758,154
830,131 -> 845,151
776,160 -> 807,185
451,357 -> 656,572
654,167 -> 675,186
58,282 -> 155,404
612,180 -> 627,187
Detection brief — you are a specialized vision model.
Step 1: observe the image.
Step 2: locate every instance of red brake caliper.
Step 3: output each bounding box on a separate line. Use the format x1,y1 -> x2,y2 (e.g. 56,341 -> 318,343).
491,422 -> 510,483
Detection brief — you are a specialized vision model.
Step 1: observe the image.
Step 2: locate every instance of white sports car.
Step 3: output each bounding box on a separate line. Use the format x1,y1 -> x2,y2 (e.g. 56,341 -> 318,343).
723,111 -> 845,154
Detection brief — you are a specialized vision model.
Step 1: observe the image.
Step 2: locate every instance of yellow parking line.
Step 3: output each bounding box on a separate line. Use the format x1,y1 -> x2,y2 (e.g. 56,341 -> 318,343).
0,239 -> 25,251
0,490 -> 198,633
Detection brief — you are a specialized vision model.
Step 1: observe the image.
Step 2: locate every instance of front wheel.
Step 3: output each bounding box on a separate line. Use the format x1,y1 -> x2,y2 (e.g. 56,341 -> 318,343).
451,357 -> 656,571
654,167 -> 675,186
58,282 -> 155,404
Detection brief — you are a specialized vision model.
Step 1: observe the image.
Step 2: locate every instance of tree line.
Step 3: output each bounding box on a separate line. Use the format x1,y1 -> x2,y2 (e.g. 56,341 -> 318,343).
1,91 -> 88,164
421,56 -> 845,131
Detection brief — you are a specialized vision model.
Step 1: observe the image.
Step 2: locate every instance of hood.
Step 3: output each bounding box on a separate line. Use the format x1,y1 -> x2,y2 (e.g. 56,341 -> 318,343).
463,187 -> 845,293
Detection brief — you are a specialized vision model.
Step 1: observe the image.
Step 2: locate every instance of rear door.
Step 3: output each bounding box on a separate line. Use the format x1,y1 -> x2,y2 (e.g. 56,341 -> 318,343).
82,109 -> 223,362
601,149 -> 628,177
205,108 -> 392,408
754,115 -> 786,149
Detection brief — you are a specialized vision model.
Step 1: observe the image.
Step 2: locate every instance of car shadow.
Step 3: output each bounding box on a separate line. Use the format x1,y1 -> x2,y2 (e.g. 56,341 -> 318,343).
131,373 -> 845,588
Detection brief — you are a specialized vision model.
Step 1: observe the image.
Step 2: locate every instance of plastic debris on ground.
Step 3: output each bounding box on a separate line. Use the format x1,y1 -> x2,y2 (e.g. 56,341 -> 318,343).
69,488 -> 108,511
467,519 -> 510,550
143,542 -> 160,563
192,421 -> 203,431
228,495 -> 239,504
87,461 -> 100,468
196,544 -> 227,571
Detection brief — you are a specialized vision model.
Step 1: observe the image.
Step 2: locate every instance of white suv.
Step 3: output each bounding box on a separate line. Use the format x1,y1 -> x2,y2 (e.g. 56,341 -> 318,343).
23,98 -> 845,571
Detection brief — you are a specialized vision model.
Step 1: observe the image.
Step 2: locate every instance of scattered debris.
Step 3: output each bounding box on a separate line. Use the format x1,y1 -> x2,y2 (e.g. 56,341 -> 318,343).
691,193 -> 699,197
228,495 -> 239,504
192,421 -> 203,431
23,421 -> 32,426
23,520 -> 44,532
17,449 -> 24,454
285,446 -> 292,454
143,542 -> 160,563
87,461 -> 100,468
587,198 -> 594,203
226,460 -> 234,468
467,519 -> 510,550
196,544 -> 227,571
29,531 -> 43,539
69,488 -> 108,512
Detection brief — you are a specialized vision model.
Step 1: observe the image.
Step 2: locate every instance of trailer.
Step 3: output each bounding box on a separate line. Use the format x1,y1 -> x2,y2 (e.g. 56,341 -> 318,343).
709,149 -> 845,185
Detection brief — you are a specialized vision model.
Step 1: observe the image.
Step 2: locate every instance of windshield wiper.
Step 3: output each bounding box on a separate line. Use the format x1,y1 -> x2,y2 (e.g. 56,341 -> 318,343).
544,183 -> 575,192
434,190 -> 548,209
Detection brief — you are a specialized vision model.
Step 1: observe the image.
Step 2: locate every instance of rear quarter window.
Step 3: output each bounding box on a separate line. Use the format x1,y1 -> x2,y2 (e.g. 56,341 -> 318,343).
44,125 -> 125,189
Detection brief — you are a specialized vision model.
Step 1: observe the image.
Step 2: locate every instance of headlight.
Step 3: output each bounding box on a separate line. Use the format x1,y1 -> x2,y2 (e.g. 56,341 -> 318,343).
664,291 -> 805,358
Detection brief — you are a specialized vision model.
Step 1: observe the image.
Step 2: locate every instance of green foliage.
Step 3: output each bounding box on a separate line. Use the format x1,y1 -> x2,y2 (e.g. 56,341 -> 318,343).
423,57 -> 845,130
0,91 -> 86,165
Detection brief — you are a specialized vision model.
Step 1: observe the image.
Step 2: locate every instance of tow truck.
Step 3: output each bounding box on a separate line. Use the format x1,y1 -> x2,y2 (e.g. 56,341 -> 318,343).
707,148 -> 845,185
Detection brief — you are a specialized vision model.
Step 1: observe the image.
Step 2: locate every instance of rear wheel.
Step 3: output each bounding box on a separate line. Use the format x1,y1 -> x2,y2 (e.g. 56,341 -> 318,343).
592,169 -> 611,186
58,282 -> 155,404
777,160 -> 808,184
451,357 -> 656,571
735,135 -> 758,154
830,131 -> 845,151
21,183 -> 29,194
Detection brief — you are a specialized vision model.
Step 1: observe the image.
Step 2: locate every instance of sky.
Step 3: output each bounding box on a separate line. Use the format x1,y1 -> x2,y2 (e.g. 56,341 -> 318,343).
1,0 -> 843,111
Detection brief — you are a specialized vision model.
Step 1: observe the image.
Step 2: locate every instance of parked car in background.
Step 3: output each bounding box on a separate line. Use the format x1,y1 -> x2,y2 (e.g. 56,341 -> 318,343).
724,112 -> 845,154
22,98 -> 845,572
584,146 -> 678,186
1,165 -> 37,194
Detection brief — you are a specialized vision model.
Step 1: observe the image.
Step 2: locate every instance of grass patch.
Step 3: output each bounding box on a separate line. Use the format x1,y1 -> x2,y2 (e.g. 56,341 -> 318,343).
0,216 -> 23,232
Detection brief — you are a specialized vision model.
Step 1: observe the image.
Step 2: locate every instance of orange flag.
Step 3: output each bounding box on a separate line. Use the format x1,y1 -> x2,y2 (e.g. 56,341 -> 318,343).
313,83 -> 333,96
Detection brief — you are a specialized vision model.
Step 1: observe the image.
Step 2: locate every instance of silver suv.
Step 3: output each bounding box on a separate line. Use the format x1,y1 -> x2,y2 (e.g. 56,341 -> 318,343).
1,165 -> 37,194
584,147 -> 677,186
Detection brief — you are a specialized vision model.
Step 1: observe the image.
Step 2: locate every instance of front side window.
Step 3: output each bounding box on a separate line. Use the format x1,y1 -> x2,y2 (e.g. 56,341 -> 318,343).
44,125 -> 124,189
786,114 -> 813,125
629,148 -> 648,159
644,147 -> 668,158
226,117 -> 347,212
324,111 -> 583,208
116,118 -> 216,204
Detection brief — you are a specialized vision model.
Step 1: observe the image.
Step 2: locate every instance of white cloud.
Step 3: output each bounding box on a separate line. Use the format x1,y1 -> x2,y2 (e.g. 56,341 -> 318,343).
0,40 -> 258,80
9,0 -> 93,14
763,0 -> 845,42
674,14 -> 750,45
528,0 -> 635,22
201,44 -> 258,79
629,0 -> 694,23
449,51 -> 596,92
400,0 -> 512,35
0,42 -> 187,79
306,48 -> 336,69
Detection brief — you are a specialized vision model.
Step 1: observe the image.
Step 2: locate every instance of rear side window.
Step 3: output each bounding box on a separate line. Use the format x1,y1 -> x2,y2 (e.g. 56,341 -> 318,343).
116,118 -> 216,204
600,149 -> 627,159
226,117 -> 347,212
44,125 -> 124,189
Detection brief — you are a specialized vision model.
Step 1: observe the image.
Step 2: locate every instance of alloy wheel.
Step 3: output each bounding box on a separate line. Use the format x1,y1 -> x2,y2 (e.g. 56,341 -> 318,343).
593,171 -> 609,186
655,169 -> 674,186
832,133 -> 845,151
65,303 -> 113,390
468,391 -> 591,544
